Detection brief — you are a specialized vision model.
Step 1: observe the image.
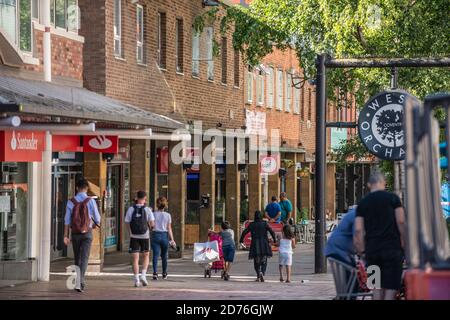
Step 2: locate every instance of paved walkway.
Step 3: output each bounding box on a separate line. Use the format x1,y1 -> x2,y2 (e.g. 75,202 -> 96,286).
0,244 -> 336,300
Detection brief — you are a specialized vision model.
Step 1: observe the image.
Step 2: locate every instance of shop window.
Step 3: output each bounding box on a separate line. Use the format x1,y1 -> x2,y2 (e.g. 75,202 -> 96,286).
0,162 -> 29,261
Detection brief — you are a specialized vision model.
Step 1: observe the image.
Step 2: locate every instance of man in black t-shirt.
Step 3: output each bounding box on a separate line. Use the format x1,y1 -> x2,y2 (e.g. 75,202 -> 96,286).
354,172 -> 406,300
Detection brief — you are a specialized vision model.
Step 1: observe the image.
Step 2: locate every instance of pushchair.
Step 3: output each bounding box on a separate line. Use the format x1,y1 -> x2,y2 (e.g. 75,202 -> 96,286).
203,231 -> 225,278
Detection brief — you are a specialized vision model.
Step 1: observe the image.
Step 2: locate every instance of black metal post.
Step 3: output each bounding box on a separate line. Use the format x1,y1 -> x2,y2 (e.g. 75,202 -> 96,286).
314,54 -> 327,273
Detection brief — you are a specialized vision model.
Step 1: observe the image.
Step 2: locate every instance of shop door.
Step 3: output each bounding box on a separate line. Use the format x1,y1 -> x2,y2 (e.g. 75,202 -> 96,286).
51,166 -> 82,259
105,165 -> 122,252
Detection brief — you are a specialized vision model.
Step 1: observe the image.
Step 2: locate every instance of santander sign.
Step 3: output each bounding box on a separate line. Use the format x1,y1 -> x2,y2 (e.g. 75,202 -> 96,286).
83,135 -> 118,153
10,131 -> 39,151
0,130 -> 45,162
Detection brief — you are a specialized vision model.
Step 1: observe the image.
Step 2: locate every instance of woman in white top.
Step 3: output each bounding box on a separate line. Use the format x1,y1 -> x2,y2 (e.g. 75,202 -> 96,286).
278,224 -> 296,283
151,197 -> 176,280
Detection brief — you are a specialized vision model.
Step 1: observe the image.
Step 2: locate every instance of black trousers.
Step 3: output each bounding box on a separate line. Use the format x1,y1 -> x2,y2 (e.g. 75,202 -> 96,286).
253,256 -> 268,277
72,231 -> 93,287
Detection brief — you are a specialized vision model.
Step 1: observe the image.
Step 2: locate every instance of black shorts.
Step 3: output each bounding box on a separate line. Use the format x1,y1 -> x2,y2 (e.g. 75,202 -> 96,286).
129,238 -> 150,253
367,250 -> 404,290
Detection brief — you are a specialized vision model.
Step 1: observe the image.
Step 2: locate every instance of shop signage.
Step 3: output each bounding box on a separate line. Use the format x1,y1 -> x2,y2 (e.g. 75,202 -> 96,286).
245,110 -> 266,136
260,154 -> 279,175
0,130 -> 45,162
83,135 -> 119,153
157,147 -> 169,174
358,90 -> 412,161
52,135 -> 82,152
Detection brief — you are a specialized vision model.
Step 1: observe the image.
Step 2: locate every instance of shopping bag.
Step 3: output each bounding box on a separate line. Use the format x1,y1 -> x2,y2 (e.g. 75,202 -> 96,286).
193,241 -> 220,263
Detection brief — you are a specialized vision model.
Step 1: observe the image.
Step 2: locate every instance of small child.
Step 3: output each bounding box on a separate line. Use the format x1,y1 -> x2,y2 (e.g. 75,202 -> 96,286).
278,224 -> 296,283
209,221 -> 235,281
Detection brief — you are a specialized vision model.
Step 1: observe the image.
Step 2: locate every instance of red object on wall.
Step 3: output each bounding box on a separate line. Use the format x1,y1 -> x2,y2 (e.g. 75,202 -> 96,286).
157,147 -> 169,174
83,135 -> 119,153
52,135 -> 82,152
0,130 -> 46,162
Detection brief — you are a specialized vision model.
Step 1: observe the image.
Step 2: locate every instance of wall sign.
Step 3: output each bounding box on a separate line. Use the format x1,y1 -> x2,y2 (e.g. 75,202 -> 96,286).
52,135 -> 82,152
83,135 -> 119,153
358,90 -> 411,161
260,154 -> 279,175
0,130 -> 46,162
157,147 -> 169,174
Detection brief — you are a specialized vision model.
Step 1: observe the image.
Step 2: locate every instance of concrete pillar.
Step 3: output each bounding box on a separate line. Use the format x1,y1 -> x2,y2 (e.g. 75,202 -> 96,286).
83,152 -> 107,273
285,153 -> 298,222
248,152 -> 261,220
199,138 -> 216,242
168,140 -> 186,258
326,163 -> 336,220
225,137 -> 240,244
130,140 -> 150,196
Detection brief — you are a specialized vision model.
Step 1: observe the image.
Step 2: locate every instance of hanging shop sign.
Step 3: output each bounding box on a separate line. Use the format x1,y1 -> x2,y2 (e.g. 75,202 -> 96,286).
0,130 -> 45,162
358,90 -> 412,161
52,135 -> 82,152
83,135 -> 119,153
260,153 -> 279,175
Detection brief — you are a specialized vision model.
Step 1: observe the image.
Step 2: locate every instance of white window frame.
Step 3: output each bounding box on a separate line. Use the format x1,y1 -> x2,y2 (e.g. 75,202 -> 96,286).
205,26 -> 214,81
276,69 -> 283,110
256,72 -> 264,106
136,4 -> 144,64
175,18 -> 183,73
285,72 -> 292,112
267,67 -> 274,108
192,29 -> 200,77
294,78 -> 300,114
246,69 -> 254,104
31,0 -> 39,21
113,0 -> 122,57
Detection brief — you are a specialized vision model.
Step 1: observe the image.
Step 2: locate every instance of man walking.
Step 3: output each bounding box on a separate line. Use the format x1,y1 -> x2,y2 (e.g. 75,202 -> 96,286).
279,192 -> 293,224
354,172 -> 406,300
125,191 -> 155,287
264,196 -> 282,223
64,178 -> 101,292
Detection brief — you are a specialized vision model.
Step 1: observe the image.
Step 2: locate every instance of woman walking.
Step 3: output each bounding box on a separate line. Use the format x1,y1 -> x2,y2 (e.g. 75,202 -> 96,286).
239,210 -> 277,282
151,197 -> 176,280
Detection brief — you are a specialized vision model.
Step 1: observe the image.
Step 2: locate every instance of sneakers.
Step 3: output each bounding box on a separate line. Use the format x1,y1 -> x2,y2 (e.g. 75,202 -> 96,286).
152,273 -> 158,280
140,274 -> 148,286
134,279 -> 141,287
259,275 -> 265,282
162,273 -> 168,280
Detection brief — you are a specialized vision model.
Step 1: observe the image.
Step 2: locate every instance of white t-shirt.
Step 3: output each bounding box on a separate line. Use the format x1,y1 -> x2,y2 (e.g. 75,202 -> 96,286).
279,238 -> 293,254
153,210 -> 172,232
124,205 -> 155,239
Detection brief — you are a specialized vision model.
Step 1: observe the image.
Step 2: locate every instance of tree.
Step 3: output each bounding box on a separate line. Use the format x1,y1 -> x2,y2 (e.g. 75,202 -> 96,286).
375,109 -> 404,148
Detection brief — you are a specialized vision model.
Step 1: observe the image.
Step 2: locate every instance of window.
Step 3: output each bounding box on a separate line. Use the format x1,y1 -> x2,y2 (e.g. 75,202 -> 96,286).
113,0 -> 122,57
256,72 -> 264,106
246,68 -> 253,103
276,69 -> 283,110
31,0 -> 38,20
19,0 -> 31,52
136,4 -> 144,64
175,18 -> 184,73
157,12 -> 167,69
294,81 -> 300,114
205,27 -> 214,81
221,36 -> 227,84
192,29 -> 200,76
233,49 -> 240,87
308,88 -> 312,121
285,72 -> 292,112
301,86 -> 305,120
49,0 -> 77,32
267,67 -> 274,108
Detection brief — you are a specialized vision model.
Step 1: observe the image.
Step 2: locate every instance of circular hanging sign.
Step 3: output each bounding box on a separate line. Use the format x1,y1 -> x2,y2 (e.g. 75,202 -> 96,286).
358,90 -> 412,161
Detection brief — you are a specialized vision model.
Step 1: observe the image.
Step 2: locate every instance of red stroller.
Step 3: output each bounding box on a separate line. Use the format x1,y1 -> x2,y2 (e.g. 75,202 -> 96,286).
204,231 -> 225,278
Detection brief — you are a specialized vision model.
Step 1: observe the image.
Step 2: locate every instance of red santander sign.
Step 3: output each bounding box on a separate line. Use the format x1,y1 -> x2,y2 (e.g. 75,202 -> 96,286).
83,135 -> 119,153
0,130 -> 46,162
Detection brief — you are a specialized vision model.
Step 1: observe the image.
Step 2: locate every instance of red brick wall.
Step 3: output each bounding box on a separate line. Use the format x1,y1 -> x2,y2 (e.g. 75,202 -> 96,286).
22,29 -> 83,81
79,0 -> 246,130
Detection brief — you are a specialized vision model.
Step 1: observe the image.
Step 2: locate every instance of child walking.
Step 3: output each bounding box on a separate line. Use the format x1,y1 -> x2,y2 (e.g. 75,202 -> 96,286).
209,221 -> 235,281
278,224 -> 296,283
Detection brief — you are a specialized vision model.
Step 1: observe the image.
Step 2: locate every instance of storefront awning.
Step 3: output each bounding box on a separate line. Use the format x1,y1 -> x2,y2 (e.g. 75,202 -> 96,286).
0,75 -> 183,130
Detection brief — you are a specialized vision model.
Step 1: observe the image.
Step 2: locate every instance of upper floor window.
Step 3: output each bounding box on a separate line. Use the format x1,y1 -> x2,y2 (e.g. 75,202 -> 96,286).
294,80 -> 300,114
192,29 -> 200,77
308,88 -> 312,121
175,18 -> 184,73
0,0 -> 33,52
285,72 -> 292,112
301,85 -> 305,120
256,72 -> 264,106
136,4 -> 144,64
157,12 -> 167,69
31,0 -> 38,20
52,0 -> 78,33
221,36 -> 227,84
267,67 -> 274,108
205,27 -> 214,81
113,0 -> 122,57
233,49 -> 240,87
246,68 -> 253,103
276,69 -> 283,110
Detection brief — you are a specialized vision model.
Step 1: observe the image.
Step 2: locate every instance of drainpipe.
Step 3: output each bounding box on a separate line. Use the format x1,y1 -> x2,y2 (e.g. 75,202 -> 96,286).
38,131 -> 52,281
42,0 -> 51,82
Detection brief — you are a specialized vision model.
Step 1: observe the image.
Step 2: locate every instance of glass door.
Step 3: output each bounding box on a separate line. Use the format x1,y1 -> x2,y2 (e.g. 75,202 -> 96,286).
105,165 -> 121,251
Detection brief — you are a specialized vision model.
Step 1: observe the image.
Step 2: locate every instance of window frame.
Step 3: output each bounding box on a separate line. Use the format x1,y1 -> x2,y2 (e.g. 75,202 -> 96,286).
285,72 -> 292,112
276,69 -> 284,110
256,72 -> 264,106
267,67 -> 274,108
136,4 -> 144,64
157,11 -> 167,69
191,28 -> 200,77
221,36 -> 227,84
113,0 -> 122,58
175,18 -> 184,74
246,68 -> 254,104
294,76 -> 300,114
233,49 -> 240,88
205,26 -> 214,81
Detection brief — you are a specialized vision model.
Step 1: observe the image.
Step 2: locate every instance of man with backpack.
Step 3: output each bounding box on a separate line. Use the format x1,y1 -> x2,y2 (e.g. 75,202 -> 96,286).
125,191 -> 155,287
64,178 -> 101,292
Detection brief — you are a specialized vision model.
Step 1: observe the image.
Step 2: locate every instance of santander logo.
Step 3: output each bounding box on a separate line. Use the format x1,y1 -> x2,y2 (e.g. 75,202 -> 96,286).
88,135 -> 113,150
10,131 -> 38,151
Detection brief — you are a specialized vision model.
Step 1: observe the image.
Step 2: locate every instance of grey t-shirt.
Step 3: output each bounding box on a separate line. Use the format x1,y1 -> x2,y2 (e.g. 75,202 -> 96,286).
220,229 -> 235,247
124,205 -> 155,239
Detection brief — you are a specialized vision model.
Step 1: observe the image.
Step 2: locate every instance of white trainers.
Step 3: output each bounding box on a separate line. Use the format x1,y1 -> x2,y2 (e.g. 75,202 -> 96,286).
134,279 -> 141,287
140,275 -> 148,286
